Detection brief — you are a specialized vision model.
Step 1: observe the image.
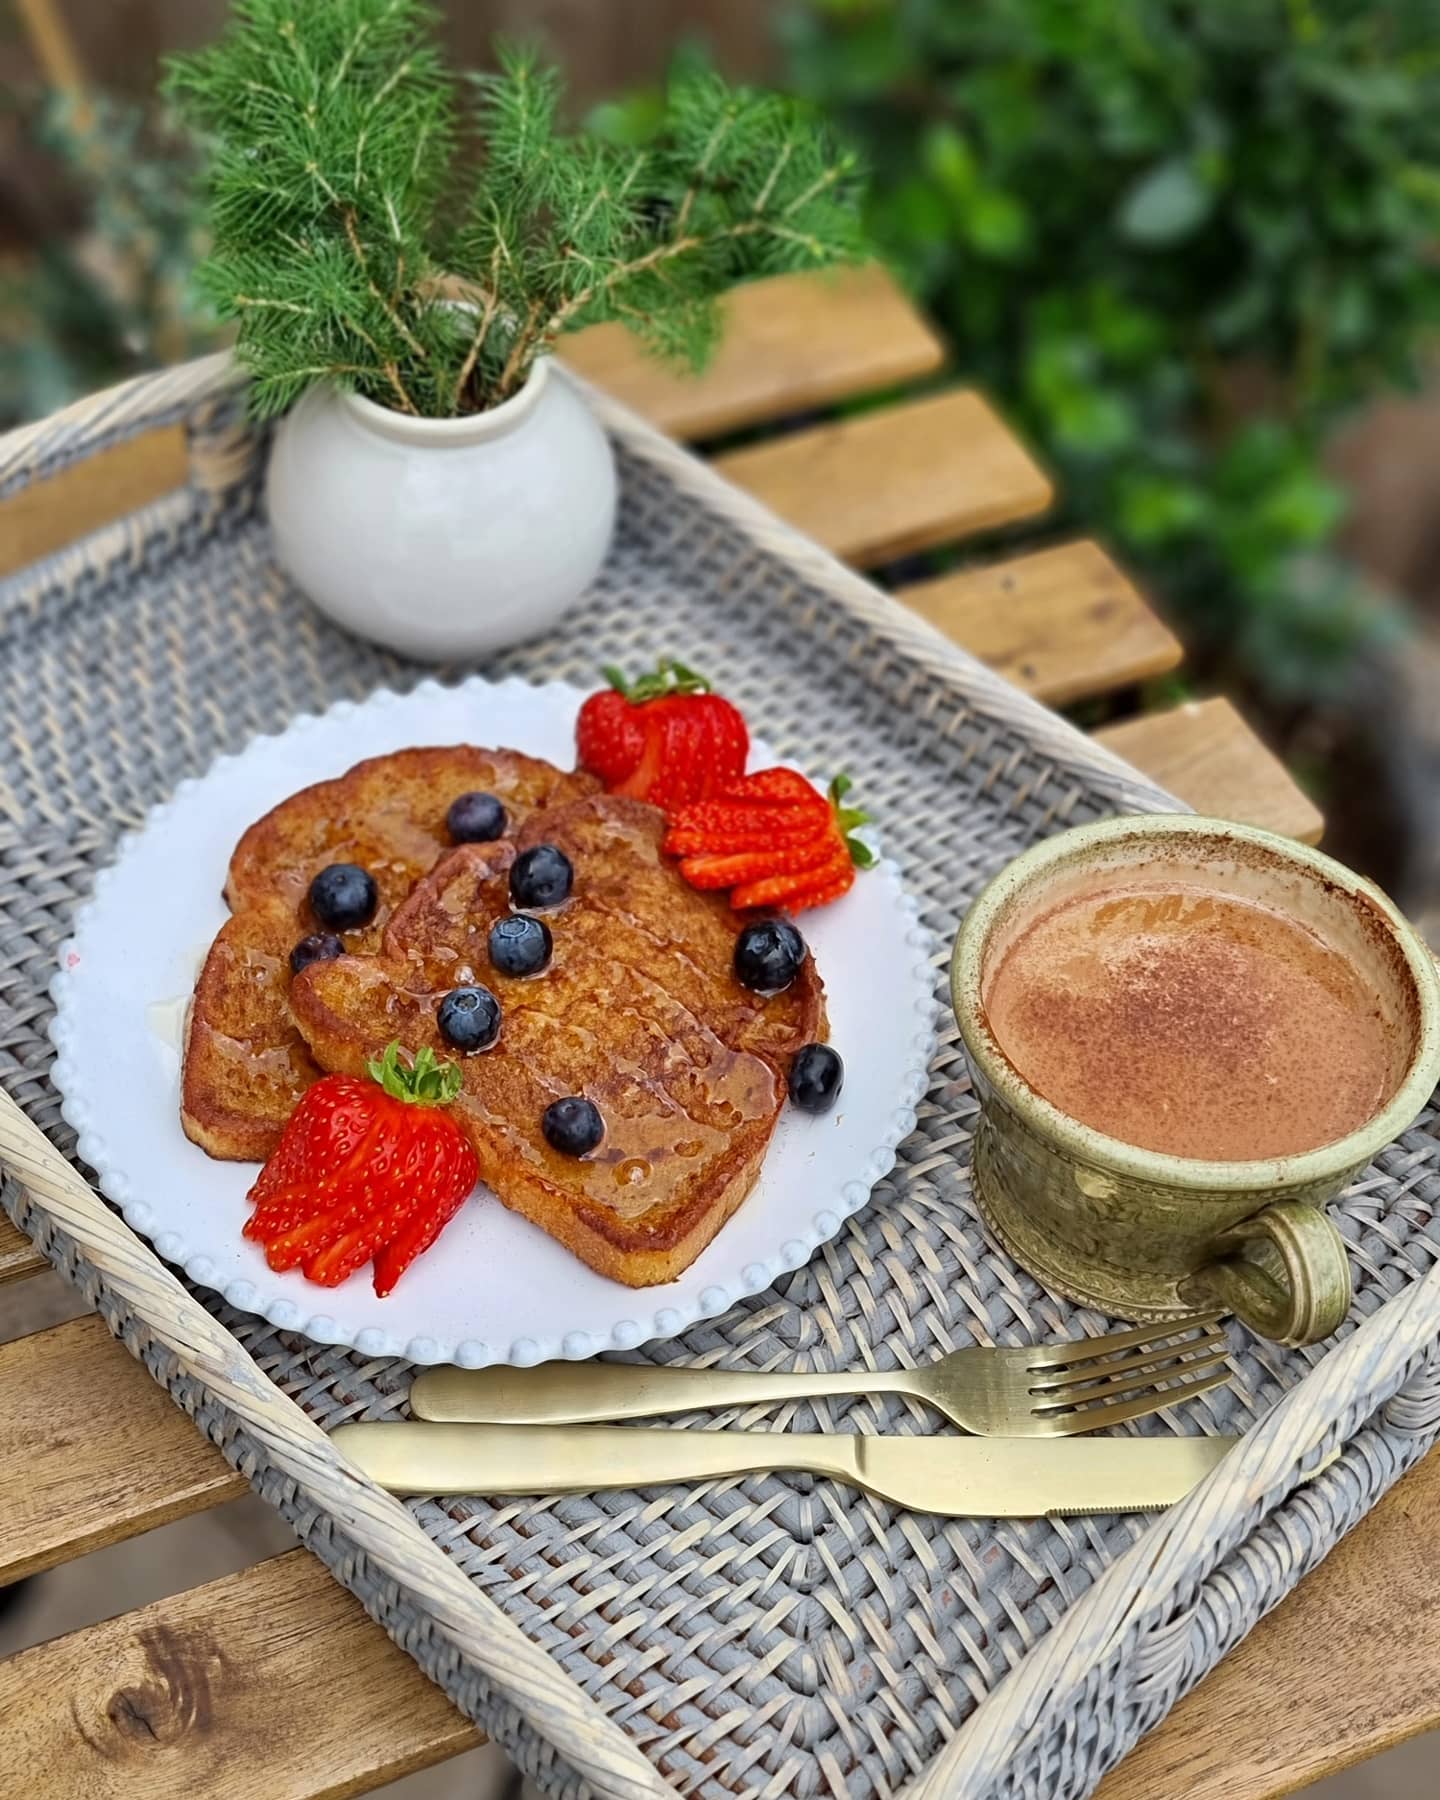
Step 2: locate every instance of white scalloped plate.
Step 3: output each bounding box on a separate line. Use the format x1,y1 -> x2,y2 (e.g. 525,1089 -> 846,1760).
48,676 -> 936,1367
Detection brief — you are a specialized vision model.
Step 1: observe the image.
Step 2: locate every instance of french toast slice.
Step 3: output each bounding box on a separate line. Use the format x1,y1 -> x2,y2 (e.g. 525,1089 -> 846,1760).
290,796 -> 827,1286
225,745 -> 600,917
181,747 -> 600,1160
181,901 -> 325,1161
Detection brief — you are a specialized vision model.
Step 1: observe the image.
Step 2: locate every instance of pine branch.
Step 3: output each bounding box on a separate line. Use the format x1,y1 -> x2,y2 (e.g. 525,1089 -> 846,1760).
338,302 -> 418,412
496,296 -> 543,398
232,292 -> 318,318
450,244 -> 501,411
674,99 -> 738,232
540,231 -> 709,345
168,4 -> 864,417
340,202 -> 427,365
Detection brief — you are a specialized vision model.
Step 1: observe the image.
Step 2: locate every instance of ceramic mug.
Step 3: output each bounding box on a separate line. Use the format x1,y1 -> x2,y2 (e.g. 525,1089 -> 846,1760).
950,815 -> 1440,1346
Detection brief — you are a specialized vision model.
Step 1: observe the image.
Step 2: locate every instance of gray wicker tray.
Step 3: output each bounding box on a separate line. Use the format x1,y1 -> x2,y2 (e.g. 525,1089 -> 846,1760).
3,353 -> 1439,1800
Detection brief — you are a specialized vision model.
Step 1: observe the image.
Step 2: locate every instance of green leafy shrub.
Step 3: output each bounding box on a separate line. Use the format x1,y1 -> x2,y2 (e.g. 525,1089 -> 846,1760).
0,94 -> 211,427
165,0 -> 863,418
781,0 -> 1440,697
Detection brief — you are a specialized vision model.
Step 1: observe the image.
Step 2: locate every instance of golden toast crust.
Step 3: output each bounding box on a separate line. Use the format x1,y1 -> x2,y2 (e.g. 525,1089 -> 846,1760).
181,746 -> 599,1161
226,745 -> 600,916
290,797 -> 827,1286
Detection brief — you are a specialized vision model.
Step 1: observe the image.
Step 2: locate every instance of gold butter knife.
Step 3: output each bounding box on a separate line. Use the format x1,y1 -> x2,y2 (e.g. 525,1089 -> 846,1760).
329,1420 -> 1237,1515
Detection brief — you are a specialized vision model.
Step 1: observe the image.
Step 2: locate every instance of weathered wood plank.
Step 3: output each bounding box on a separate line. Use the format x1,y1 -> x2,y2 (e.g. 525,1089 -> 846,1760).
712,390 -> 1053,566
0,1211 -> 46,1285
0,1313 -> 244,1584
0,1545 -> 483,1800
898,540 -> 1183,706
1095,697 -> 1324,845
0,1086 -> 670,1798
0,421 -> 188,581
563,264 -> 946,441
1096,1447 -> 1440,1800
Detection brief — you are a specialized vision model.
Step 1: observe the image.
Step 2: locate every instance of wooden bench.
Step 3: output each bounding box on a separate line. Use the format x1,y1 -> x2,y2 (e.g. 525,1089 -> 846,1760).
1,263 -> 1351,1798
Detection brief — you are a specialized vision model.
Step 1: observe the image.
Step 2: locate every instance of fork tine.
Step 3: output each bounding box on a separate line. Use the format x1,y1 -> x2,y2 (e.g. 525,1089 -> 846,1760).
1026,1316 -> 1224,1371
1029,1348 -> 1229,1413
1027,1327 -> 1229,1392
1035,1367 -> 1231,1434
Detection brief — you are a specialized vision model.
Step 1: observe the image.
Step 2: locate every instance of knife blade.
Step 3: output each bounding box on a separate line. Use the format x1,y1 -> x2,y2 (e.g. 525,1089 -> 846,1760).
329,1420 -> 1235,1515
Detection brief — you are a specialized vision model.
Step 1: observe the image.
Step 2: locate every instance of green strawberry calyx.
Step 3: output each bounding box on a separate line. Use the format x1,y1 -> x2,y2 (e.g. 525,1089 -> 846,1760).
829,773 -> 878,870
366,1041 -> 463,1107
603,656 -> 713,703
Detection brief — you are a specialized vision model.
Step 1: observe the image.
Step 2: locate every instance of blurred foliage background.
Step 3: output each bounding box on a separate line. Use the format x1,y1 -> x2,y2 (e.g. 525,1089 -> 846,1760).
0,91 -> 208,421
4,0 -> 1440,901
779,0 -> 1440,705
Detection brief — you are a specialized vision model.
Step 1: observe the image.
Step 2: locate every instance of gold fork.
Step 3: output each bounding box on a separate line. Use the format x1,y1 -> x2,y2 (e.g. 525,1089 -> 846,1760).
410,1317 -> 1230,1437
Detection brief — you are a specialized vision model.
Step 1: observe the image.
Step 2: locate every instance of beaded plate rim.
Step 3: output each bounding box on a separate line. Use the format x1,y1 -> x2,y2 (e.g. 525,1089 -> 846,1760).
47,672 -> 937,1366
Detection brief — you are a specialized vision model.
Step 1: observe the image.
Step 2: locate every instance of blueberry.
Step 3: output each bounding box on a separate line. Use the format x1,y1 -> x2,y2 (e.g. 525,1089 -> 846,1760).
542,1095 -> 605,1157
289,932 -> 344,975
447,790 -> 507,843
734,919 -> 806,994
489,913 -> 553,977
788,1043 -> 843,1114
437,984 -> 502,1054
309,862 -> 378,931
510,843 -> 573,910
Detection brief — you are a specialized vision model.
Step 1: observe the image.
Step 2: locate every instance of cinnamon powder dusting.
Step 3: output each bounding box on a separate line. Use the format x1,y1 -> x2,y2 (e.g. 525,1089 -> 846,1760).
983,884 -> 1395,1160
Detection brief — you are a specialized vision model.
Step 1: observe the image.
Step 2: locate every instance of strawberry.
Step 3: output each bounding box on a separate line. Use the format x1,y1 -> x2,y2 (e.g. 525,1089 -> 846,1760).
575,660 -> 748,807
678,835 -> 836,890
664,772 -> 832,856
665,772 -> 830,852
373,1182 -> 471,1296
244,1043 -> 479,1295
724,769 -> 821,805
665,771 -> 876,913
731,846 -> 858,911
245,1075 -> 379,1234
575,677 -> 646,787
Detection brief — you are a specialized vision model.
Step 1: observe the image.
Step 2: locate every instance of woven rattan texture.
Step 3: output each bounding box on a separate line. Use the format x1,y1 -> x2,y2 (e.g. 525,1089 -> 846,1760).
4,408 -> 1440,1799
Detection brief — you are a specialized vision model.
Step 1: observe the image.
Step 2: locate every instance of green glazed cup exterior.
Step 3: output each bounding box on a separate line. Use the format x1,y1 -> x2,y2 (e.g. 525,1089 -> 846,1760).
951,815 -> 1440,1346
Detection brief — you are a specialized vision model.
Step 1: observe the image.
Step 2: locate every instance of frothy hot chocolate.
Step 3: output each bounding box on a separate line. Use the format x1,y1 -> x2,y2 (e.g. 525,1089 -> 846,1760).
982,883 -> 1394,1161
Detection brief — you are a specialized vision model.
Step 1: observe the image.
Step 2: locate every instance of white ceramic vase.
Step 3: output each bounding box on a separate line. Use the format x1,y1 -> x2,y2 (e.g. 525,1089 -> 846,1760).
265,359 -> 617,661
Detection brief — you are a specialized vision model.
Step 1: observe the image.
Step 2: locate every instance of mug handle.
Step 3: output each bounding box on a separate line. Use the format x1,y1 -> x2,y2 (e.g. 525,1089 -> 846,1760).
1176,1200 -> 1352,1346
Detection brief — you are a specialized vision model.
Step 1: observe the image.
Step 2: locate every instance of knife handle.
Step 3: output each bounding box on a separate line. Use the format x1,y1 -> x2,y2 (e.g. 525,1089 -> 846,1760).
330,1420 -> 861,1499
409,1358 -> 909,1425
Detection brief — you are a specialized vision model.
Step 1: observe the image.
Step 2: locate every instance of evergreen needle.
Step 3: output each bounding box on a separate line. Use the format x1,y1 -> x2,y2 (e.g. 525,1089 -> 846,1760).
166,2 -> 865,418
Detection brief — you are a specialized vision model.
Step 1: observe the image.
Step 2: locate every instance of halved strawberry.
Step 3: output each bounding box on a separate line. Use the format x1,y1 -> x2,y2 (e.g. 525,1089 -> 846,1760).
576,659 -> 748,806
575,675 -> 647,786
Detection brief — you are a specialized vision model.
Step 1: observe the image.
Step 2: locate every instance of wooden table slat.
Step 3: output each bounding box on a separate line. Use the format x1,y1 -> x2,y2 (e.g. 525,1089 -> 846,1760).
0,1313 -> 243,1585
713,389 -> 1053,567
1095,697 -> 1324,846
562,263 -> 946,442
0,1211 -> 46,1285
898,539 -> 1183,706
0,275 -> 1355,1800
1098,1447 -> 1440,1800
0,421 -> 189,582
0,1546 -> 481,1800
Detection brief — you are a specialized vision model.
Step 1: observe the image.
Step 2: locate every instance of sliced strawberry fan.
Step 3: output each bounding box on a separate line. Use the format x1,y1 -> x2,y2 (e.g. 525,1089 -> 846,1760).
244,1043 -> 479,1295
666,770 -> 877,911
